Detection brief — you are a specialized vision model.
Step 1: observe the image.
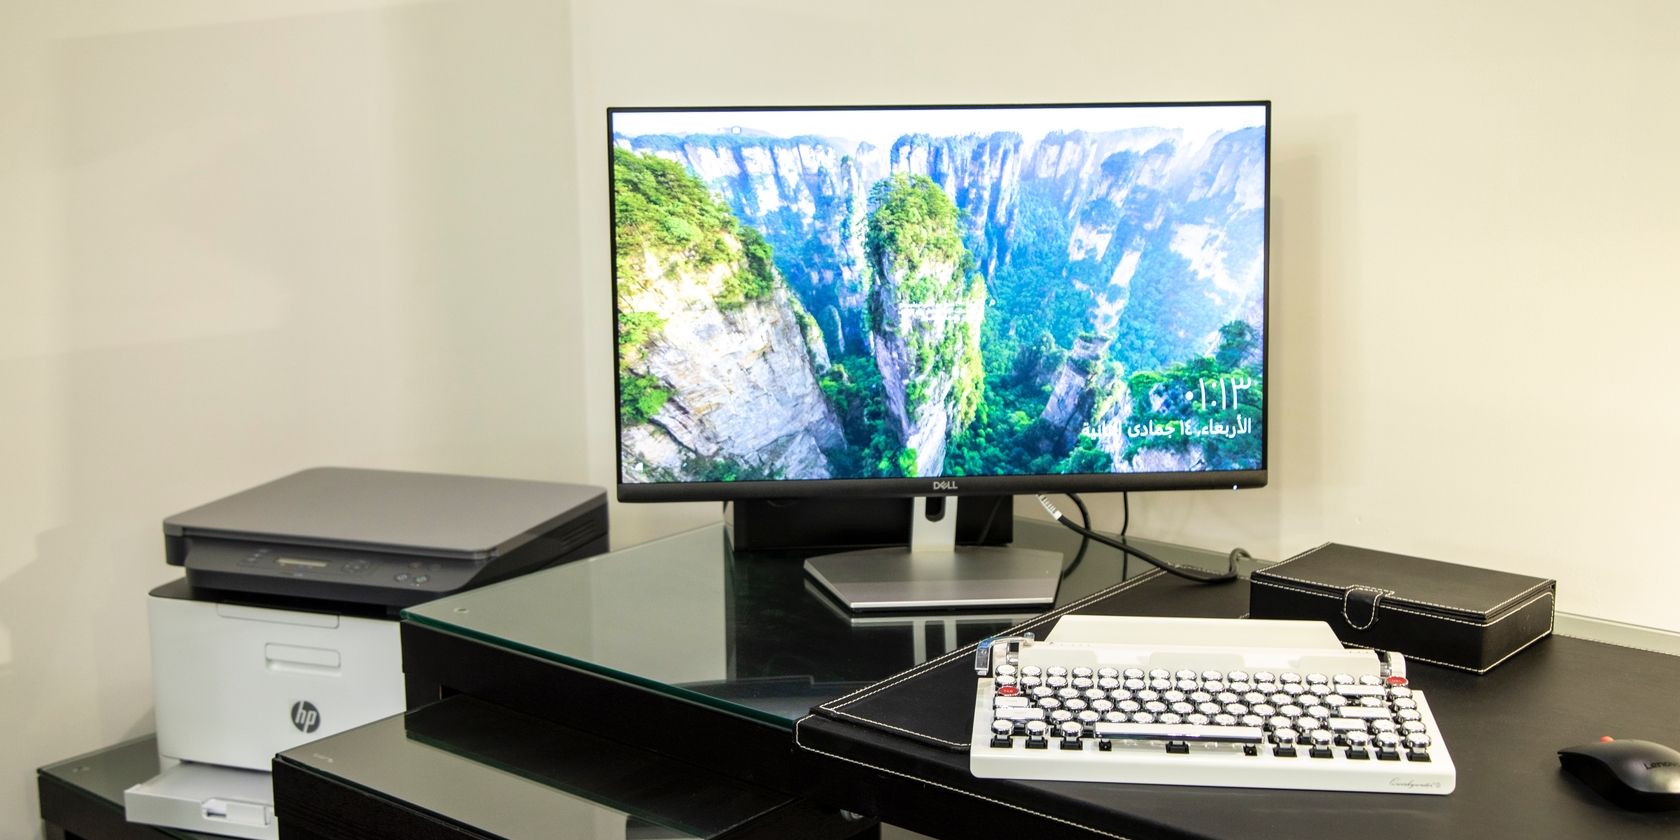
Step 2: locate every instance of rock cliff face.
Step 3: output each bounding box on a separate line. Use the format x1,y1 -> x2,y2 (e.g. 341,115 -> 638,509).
1038,334 -> 1110,451
620,243 -> 845,482
619,134 -> 868,358
864,175 -> 987,478
867,255 -> 987,477
616,118 -> 1268,478
1102,128 -> 1267,372
613,148 -> 843,483
1037,131 -> 1178,332
1007,126 -> 1267,374
622,125 -> 1266,374
888,132 -> 1023,278
1029,128 -> 1177,194
1091,378 -> 1205,473
619,130 -> 1024,359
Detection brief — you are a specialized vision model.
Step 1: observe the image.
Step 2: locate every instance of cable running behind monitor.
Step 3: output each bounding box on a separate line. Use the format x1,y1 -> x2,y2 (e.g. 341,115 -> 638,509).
609,101 -> 1269,610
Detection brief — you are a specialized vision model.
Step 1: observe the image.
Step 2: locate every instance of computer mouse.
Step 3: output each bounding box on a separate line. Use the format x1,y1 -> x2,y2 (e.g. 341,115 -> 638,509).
1558,738 -> 1680,811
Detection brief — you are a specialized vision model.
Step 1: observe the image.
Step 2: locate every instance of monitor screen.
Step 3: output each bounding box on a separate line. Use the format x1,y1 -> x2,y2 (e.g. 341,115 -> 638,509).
611,102 -> 1268,501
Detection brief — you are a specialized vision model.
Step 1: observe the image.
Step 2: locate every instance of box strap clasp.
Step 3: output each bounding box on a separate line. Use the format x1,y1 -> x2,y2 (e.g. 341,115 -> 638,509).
1342,586 -> 1391,630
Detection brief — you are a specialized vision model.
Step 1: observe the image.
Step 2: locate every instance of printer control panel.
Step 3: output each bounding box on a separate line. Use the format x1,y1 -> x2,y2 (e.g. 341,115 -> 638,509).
184,538 -> 485,596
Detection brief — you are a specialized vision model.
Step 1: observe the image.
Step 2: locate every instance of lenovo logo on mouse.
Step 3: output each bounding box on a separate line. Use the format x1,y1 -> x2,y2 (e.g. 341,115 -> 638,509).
1645,760 -> 1679,770
931,480 -> 958,491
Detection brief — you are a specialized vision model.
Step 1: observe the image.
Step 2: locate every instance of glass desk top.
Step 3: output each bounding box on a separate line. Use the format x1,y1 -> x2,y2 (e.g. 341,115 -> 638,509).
38,737 -> 208,840
278,695 -> 798,839
404,517 -> 1250,729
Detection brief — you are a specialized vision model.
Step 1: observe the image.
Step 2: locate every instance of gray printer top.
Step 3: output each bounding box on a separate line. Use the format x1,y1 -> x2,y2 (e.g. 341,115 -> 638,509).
164,467 -> 605,558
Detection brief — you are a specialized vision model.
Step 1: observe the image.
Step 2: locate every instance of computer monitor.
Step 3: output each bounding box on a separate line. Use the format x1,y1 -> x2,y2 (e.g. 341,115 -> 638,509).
610,101 -> 1268,610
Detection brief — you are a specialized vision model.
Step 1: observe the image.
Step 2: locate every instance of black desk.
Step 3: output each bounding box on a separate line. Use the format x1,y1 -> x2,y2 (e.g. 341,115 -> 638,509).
36,710 -> 872,840
37,737 -> 210,840
796,569 -> 1680,838
272,695 -> 872,840
396,518 -> 1680,840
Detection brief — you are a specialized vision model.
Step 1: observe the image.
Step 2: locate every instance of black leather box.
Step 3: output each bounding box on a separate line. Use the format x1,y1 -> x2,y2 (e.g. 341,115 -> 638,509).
1248,543 -> 1556,673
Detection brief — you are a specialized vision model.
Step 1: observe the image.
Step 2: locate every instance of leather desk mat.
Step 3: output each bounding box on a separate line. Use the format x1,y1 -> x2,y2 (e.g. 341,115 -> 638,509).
796,570 -> 1680,839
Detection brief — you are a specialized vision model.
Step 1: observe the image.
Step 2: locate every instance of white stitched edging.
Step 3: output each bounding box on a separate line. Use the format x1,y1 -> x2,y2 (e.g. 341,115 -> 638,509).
1252,577 -> 1554,629
1261,543 -> 1547,617
817,569 -> 1168,748
1341,586 -> 1391,630
1341,621 -> 1553,674
793,714 -> 1136,840
1271,584 -> 1557,673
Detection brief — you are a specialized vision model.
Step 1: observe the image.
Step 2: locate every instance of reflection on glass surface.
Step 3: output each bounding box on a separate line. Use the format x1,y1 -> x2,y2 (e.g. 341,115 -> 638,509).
38,737 -> 209,839
404,517 -> 1245,728
406,525 -> 733,697
279,696 -> 797,839
806,585 -> 1039,667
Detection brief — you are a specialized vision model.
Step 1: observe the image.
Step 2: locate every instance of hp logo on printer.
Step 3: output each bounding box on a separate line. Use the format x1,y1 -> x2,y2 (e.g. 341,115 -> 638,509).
290,701 -> 321,734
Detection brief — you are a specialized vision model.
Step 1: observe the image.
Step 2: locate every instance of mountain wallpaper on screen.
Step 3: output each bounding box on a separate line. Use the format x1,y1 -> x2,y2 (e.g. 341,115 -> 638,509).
613,114 -> 1265,483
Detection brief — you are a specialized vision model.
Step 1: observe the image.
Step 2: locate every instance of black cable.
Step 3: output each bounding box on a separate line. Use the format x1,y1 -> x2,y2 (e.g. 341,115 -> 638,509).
1057,494 -> 1092,580
1118,493 -> 1131,580
1035,494 -> 1237,584
1067,493 -> 1091,534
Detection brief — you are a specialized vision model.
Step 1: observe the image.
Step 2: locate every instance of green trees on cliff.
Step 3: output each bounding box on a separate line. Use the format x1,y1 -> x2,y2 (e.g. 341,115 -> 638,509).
613,147 -> 777,309
1122,320 -> 1264,469
865,173 -> 976,294
613,148 -> 784,428
865,174 -> 988,447
613,144 -> 1264,479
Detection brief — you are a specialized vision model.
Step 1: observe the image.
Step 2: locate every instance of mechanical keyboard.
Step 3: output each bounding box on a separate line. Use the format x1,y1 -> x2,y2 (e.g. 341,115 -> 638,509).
969,615 -> 1456,794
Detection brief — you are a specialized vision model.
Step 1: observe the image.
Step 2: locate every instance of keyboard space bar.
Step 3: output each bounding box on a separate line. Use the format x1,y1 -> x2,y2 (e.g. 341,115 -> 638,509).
1094,723 -> 1265,744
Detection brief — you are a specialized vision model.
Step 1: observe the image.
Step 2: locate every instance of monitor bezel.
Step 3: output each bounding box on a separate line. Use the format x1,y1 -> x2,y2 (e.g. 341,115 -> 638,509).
609,100 -> 1270,503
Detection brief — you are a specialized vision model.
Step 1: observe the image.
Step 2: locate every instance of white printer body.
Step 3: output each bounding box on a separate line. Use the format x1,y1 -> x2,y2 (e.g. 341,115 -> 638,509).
125,468 -> 609,839
147,580 -> 404,770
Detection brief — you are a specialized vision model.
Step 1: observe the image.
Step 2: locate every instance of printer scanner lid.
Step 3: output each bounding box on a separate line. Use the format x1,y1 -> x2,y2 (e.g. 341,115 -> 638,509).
164,467 -> 604,559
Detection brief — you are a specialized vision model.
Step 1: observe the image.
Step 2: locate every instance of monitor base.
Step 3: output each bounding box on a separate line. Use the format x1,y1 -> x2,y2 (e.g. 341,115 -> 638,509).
803,546 -> 1065,612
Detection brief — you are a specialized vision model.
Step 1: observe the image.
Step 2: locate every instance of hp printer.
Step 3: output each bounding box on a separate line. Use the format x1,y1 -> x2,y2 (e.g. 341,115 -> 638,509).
163,466 -> 608,609
126,467 -> 608,838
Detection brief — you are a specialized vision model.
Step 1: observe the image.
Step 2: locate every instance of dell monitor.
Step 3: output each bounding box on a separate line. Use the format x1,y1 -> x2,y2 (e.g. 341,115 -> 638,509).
610,101 -> 1268,610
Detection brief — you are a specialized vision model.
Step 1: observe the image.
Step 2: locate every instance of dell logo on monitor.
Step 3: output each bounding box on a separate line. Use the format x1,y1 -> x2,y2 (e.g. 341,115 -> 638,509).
931,480 -> 958,491
290,700 -> 321,734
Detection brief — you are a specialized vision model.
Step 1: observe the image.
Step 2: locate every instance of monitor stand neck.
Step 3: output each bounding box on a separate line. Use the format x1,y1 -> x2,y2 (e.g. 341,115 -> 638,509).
909,496 -> 957,551
803,497 -> 1064,612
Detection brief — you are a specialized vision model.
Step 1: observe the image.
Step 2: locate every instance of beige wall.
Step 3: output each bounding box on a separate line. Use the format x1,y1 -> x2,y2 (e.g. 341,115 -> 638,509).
3,0 -> 1679,836
0,1 -> 582,835
579,0 -> 1680,631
